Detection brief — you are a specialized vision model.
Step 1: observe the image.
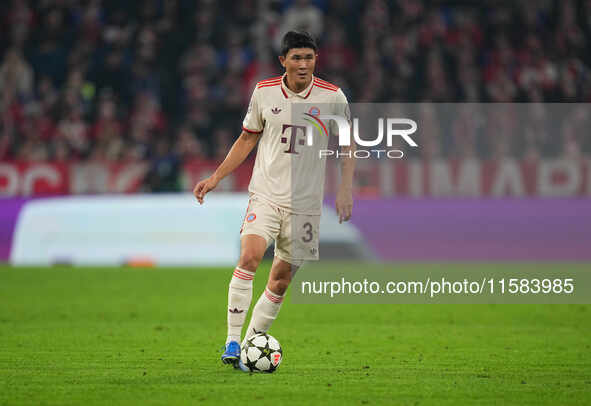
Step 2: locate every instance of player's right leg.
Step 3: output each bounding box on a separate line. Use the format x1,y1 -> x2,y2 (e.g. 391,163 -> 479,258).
222,234 -> 267,365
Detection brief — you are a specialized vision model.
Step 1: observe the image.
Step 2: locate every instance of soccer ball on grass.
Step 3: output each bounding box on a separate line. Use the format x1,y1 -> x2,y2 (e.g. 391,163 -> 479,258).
240,333 -> 282,373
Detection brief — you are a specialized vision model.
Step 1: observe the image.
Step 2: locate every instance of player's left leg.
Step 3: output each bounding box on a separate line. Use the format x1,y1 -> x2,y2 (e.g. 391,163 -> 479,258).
242,256 -> 299,345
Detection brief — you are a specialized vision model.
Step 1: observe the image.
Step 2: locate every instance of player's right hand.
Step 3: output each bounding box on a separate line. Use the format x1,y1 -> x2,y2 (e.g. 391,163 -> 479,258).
193,175 -> 219,204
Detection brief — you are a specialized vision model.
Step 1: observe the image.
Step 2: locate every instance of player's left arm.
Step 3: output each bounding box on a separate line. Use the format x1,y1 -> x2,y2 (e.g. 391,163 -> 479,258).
336,142 -> 355,223
334,89 -> 355,224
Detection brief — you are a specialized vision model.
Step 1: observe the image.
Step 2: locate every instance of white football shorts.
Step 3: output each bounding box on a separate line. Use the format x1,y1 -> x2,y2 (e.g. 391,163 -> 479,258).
240,194 -> 320,267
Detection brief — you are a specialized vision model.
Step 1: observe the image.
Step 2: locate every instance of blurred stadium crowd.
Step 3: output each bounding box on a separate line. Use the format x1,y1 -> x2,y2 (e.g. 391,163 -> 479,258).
1,0 -> 591,168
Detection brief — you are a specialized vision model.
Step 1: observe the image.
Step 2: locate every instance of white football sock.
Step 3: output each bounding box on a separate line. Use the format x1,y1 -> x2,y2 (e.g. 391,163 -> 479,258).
242,287 -> 285,345
226,267 -> 255,344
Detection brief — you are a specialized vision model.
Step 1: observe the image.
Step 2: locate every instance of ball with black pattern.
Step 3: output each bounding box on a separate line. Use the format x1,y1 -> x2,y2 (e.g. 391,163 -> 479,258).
240,333 -> 282,373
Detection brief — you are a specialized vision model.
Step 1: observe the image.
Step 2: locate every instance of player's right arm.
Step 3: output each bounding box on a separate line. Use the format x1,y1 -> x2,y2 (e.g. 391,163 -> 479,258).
193,130 -> 260,204
194,85 -> 264,204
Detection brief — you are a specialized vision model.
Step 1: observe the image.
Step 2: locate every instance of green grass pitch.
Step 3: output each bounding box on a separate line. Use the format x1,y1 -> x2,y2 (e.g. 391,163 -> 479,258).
1,263 -> 590,405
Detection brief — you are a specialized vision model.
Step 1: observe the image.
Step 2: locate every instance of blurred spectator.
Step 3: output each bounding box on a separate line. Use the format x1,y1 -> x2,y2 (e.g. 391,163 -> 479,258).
56,105 -> 89,158
278,0 -> 324,47
317,22 -> 354,75
212,127 -> 234,161
89,90 -> 125,161
0,48 -> 34,101
143,137 -> 181,192
175,125 -> 206,161
29,7 -> 70,87
92,91 -> 122,143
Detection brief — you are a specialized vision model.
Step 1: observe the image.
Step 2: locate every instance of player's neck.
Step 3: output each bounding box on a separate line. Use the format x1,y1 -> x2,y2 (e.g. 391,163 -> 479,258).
284,74 -> 312,93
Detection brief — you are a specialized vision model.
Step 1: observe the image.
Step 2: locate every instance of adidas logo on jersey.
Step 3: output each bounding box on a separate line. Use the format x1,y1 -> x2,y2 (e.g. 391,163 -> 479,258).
271,107 -> 282,114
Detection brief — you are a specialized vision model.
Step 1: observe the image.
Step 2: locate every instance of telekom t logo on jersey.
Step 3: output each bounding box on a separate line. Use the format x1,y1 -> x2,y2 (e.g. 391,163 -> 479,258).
280,115 -> 418,159
281,124 -> 307,154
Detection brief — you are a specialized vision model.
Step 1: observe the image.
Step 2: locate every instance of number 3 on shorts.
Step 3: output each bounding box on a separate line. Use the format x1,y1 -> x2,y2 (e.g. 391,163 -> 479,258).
302,222 -> 313,243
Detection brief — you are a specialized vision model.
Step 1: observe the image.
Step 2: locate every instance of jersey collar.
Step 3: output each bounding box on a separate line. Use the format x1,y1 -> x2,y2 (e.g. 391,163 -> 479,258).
280,73 -> 314,99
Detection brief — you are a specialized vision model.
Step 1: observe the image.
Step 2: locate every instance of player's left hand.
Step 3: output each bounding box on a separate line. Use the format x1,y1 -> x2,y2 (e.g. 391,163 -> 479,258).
335,187 -> 353,224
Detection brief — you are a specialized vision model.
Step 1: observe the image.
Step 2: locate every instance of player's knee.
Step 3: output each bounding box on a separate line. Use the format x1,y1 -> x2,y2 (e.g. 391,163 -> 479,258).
238,250 -> 262,271
268,277 -> 290,296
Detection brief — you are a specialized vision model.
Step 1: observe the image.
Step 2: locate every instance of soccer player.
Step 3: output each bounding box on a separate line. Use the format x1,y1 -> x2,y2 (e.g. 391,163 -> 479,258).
193,31 -> 355,370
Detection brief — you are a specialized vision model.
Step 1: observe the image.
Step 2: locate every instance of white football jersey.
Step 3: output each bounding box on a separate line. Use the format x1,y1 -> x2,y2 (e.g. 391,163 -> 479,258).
242,73 -> 349,215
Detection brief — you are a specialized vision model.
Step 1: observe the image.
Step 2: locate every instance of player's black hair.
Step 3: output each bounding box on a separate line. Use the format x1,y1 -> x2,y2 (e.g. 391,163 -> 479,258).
280,31 -> 318,56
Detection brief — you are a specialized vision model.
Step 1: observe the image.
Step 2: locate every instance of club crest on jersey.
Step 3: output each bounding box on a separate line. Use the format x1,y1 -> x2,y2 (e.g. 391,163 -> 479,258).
246,213 -> 256,222
271,107 -> 282,114
308,106 -> 320,116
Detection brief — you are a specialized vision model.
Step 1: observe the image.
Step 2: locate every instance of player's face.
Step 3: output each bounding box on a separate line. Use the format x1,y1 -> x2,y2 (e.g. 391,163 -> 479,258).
279,48 -> 317,88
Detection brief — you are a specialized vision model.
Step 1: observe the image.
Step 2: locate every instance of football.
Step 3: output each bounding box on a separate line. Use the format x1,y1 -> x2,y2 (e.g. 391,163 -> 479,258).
240,333 -> 283,373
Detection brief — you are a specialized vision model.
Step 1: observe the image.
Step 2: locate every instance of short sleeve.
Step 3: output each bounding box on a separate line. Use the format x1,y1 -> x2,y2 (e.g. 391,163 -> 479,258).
242,87 -> 264,134
330,88 -> 351,137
